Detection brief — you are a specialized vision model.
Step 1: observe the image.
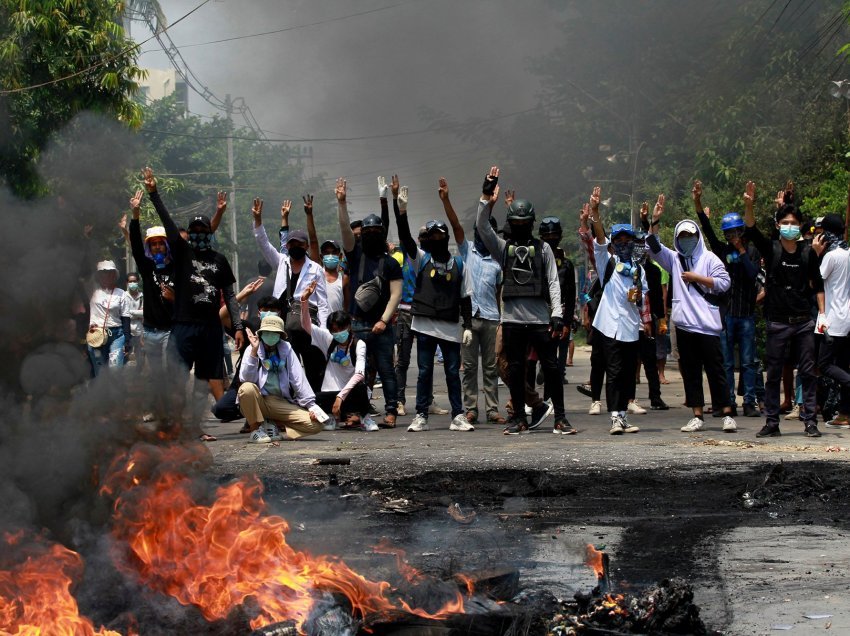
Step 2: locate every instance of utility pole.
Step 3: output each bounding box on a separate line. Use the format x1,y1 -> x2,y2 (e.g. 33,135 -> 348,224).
225,93 -> 240,285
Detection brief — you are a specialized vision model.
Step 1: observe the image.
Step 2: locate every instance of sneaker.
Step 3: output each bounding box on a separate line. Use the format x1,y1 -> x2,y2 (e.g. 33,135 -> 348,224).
552,417 -> 577,435
323,417 -> 337,432
588,400 -> 602,415
428,401 -> 449,415
680,417 -> 704,433
450,414 -> 475,431
249,429 -> 272,444
610,415 -> 626,435
784,404 -> 801,421
264,422 -> 283,442
627,401 -> 647,415
622,416 -> 640,433
804,423 -> 822,438
397,403 -> 406,416
373,381 -> 383,389
825,415 -> 850,429
407,414 -> 429,432
529,400 -> 554,429
742,403 -> 761,418
362,416 -> 379,432
650,399 -> 669,411
576,384 -> 593,398
503,418 -> 529,435
722,416 -> 737,433
756,423 -> 781,438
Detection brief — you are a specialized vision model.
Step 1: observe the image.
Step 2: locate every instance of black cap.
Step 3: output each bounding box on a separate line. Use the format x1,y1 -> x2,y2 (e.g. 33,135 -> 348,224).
189,214 -> 212,230
320,239 -> 341,252
286,229 -> 309,244
821,213 -> 845,236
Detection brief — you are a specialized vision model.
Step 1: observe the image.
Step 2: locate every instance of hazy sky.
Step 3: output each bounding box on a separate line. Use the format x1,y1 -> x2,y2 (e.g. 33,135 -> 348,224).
136,0 -> 566,228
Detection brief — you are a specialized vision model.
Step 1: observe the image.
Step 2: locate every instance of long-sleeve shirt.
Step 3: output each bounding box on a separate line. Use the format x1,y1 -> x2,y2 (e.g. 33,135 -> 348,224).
591,239 -> 647,342
239,340 -> 316,409
123,292 -> 144,337
459,241 -> 502,321
255,224 -> 329,326
129,218 -> 174,330
696,211 -> 759,318
475,199 -> 561,325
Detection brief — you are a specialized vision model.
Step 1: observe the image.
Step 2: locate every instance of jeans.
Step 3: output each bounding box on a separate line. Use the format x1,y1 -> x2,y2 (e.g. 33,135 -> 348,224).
394,310 -> 414,405
88,330 -> 125,376
818,334 -> 850,415
764,320 -> 817,426
142,326 -> 170,374
353,319 -> 398,415
461,316 -> 500,417
721,315 -> 756,406
415,334 -> 462,417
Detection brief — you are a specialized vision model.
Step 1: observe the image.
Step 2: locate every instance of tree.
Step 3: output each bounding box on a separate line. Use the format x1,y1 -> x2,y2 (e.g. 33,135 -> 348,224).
0,0 -> 144,198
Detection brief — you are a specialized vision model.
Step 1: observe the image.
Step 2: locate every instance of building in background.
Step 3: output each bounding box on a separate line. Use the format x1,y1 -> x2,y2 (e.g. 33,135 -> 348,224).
138,68 -> 188,112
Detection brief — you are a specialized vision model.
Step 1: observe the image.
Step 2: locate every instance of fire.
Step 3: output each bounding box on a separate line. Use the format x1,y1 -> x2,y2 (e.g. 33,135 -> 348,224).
585,543 -> 605,578
102,443 -> 465,630
601,593 -> 629,616
0,533 -> 121,636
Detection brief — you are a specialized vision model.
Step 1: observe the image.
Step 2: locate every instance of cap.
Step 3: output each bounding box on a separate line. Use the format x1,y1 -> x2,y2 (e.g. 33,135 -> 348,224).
258,315 -> 286,334
821,213 -> 845,236
676,220 -> 699,236
286,229 -> 309,244
145,226 -> 167,242
610,223 -> 636,238
96,260 -> 117,272
815,216 -> 825,228
320,239 -> 341,252
188,215 -> 212,230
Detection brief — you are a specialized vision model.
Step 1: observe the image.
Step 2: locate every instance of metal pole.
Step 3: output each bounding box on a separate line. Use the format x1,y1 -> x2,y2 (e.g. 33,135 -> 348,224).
226,93 -> 239,285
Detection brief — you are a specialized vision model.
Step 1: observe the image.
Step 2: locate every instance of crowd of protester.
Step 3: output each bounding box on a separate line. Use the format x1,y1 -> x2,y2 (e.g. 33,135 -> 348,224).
80,165 -> 850,442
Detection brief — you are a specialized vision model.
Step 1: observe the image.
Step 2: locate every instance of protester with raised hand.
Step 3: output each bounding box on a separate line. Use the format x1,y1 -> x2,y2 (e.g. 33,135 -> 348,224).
692,181 -> 760,418
337,177 -> 403,427
252,196 -> 329,392
476,166 -> 573,436
393,177 -> 473,432
647,191 -> 736,434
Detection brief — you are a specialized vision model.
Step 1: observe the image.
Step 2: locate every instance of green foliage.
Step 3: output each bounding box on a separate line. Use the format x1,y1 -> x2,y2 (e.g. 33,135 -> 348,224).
0,0 -> 144,198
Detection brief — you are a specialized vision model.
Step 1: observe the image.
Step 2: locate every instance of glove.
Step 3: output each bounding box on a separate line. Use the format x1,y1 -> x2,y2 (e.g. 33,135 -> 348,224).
657,317 -> 668,336
377,175 -> 389,199
482,172 -> 498,196
462,329 -> 473,346
549,316 -> 565,337
816,313 -> 828,334
398,186 -> 408,212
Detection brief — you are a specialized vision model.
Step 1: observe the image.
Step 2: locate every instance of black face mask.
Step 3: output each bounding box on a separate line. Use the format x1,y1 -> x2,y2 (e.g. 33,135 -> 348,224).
419,240 -> 433,254
288,246 -> 307,261
430,237 -> 451,261
362,233 -> 384,256
544,239 -> 560,252
510,223 -> 532,244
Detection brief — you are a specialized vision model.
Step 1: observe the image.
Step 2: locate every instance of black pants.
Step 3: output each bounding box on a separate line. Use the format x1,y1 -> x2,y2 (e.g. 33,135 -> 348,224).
211,387 -> 242,422
316,383 -> 370,418
638,331 -> 662,403
818,334 -> 850,415
288,330 -> 327,393
598,333 -> 639,413
676,327 -> 730,411
765,320 -> 817,426
503,323 -> 564,419
589,332 -> 605,401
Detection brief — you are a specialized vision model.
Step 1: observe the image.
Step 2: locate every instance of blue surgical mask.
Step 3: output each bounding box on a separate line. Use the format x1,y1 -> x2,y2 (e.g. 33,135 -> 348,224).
128,282 -> 140,292
260,332 -> 281,347
678,236 -> 699,257
152,252 -> 167,269
259,311 -> 279,320
332,329 -> 350,343
322,254 -> 340,270
779,224 -> 801,241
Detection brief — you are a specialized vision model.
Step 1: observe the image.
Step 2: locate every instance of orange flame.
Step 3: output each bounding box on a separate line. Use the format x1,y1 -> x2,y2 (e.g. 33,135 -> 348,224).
0,533 -> 121,636
601,593 -> 629,616
585,543 -> 606,579
102,444 -> 465,630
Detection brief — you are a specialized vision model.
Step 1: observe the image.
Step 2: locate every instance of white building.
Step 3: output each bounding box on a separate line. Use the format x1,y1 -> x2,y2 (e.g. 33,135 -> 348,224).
138,68 -> 188,111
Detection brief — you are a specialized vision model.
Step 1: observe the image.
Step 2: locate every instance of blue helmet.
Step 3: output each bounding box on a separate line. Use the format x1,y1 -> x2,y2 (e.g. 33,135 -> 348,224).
720,213 -> 745,232
610,223 -> 636,239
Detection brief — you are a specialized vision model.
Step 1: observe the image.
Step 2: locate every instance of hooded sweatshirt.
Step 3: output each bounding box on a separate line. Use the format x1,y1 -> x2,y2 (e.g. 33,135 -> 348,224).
647,220 -> 730,337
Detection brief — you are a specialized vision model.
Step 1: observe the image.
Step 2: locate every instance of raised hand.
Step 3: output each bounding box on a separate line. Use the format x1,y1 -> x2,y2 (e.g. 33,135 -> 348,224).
744,181 -> 756,210
130,189 -> 143,214
580,202 -> 590,225
652,194 -> 665,223
504,189 -> 515,208
438,177 -> 449,201
692,180 -> 702,204
482,166 -> 499,196
391,174 -> 400,198
703,206 -> 711,219
251,197 -> 264,226
639,202 -> 649,221
117,213 -> 127,233
240,276 -> 265,297
246,327 -> 260,354
142,166 -> 156,193
589,186 -> 601,213
398,186 -> 409,212
281,199 -> 292,219
335,178 -> 347,203
377,175 -> 389,199
303,194 -> 313,215
300,279 -> 318,303
217,191 -> 228,215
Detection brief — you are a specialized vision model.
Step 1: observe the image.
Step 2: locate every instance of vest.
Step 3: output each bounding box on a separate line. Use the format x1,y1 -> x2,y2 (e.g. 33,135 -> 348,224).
554,247 -> 574,303
411,254 -> 464,322
501,238 -> 546,299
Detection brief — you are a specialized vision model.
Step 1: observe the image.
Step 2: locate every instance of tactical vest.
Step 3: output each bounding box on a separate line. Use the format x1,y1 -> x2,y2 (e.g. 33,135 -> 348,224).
501,238 -> 545,299
554,247 -> 574,300
411,255 -> 464,322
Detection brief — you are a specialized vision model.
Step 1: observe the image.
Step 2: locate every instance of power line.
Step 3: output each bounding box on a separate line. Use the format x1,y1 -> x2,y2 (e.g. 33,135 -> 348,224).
0,0 -> 212,95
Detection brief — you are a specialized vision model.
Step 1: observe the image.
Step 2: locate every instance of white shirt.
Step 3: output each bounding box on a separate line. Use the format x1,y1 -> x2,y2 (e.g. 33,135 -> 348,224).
310,326 -> 367,392
124,291 -> 144,336
325,273 -> 345,314
820,247 -> 850,337
409,248 -> 469,343
591,238 -> 647,343
89,288 -> 131,329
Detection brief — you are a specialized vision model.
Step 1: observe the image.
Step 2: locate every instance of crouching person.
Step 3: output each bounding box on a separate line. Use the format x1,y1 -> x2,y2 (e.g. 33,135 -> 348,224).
300,281 -> 372,431
238,315 -> 323,443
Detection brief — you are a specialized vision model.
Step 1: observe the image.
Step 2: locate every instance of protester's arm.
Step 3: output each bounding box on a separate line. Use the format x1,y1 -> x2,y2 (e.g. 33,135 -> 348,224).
251,198 -> 283,269
588,186 -> 607,245
564,260 -> 577,326
302,195 -> 320,263
743,180 -> 757,228
299,280 -> 318,334
740,245 -> 759,281
220,277 -> 264,328
128,189 -> 148,273
542,243 -> 563,319
438,177 -> 465,245
240,329 -> 261,384
286,346 -> 316,409
117,214 -> 129,244
337,340 -> 367,401
578,203 -> 597,270
394,188 -> 417,258
210,191 -> 227,234
693,181 -> 724,254
222,285 -> 244,336
476,167 -> 505,257
277,199 -> 292,255
645,194 -> 675,271
143,167 -> 182,248
336,178 -> 356,252
382,279 -> 402,325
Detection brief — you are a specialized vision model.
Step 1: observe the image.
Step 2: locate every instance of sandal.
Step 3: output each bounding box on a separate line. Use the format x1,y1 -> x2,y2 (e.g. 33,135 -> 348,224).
342,415 -> 362,429
199,433 -> 217,442
380,413 -> 397,428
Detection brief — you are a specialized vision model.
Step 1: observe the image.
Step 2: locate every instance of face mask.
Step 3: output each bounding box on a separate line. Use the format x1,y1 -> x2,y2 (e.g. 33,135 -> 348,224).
322,254 -> 340,270
823,231 -> 846,253
678,236 -> 699,257
724,229 -> 744,243
613,241 -> 634,262
152,252 -> 167,269
259,311 -> 280,320
289,246 -> 307,261
362,233 -> 384,256
779,224 -> 801,241
632,244 -> 647,263
429,237 -> 450,260
332,329 -> 350,343
544,239 -> 560,252
128,282 -> 140,292
260,332 -> 281,347
189,232 -> 211,250
509,223 -> 532,243
419,239 -> 433,254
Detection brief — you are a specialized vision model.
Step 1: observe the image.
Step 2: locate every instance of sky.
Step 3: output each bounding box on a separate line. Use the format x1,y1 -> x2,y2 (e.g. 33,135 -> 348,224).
134,0 -> 566,228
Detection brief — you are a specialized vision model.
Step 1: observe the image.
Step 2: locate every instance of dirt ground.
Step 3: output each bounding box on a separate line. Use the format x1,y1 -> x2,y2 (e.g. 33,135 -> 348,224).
202,346 -> 850,635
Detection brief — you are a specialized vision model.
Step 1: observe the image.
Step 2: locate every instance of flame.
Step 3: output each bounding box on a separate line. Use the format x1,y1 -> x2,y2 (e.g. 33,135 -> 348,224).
102,444 -> 465,630
601,593 -> 629,616
585,543 -> 606,578
0,533 -> 121,636
454,573 -> 476,597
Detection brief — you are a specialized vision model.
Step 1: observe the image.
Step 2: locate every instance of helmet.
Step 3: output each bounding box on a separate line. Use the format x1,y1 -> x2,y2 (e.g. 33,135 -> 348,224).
720,213 -> 745,232
538,216 -> 562,235
506,199 -> 535,221
361,214 -> 383,230
610,223 -> 636,239
424,219 -> 449,235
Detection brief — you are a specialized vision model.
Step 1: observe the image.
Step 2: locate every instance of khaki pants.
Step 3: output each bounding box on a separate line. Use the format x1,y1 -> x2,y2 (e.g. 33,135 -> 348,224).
237,383 -> 322,439
462,317 -> 500,418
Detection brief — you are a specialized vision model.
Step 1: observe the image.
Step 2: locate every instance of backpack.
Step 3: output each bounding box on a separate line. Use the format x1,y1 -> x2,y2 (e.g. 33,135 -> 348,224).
586,257 -> 616,319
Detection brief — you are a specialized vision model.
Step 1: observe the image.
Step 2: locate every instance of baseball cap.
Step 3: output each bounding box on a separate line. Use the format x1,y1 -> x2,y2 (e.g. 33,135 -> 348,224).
286,229 -> 309,244
96,260 -> 117,271
188,215 -> 211,230
320,239 -> 340,252
676,220 -> 699,236
145,226 -> 167,242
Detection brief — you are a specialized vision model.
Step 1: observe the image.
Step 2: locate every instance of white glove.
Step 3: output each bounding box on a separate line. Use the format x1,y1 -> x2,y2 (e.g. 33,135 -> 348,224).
398,186 -> 408,212
462,329 -> 473,346
816,313 -> 828,334
377,176 -> 389,199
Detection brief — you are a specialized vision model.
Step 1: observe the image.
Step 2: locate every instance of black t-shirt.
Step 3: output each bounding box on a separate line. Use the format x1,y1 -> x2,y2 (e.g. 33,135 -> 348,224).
172,248 -> 236,323
129,219 -> 175,330
345,245 -> 403,322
